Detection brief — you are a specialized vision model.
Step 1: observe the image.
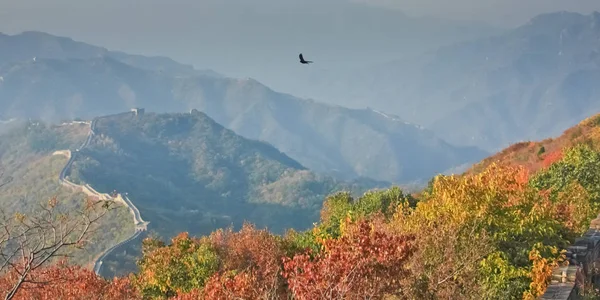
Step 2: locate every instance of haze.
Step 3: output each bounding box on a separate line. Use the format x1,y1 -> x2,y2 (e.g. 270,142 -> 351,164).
1,0 -> 599,99
355,0 -> 600,26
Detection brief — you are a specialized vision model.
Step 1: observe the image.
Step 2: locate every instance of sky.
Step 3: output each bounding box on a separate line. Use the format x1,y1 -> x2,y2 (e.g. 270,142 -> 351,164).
1,0 -> 598,29
355,0 -> 600,26
0,0 -> 599,97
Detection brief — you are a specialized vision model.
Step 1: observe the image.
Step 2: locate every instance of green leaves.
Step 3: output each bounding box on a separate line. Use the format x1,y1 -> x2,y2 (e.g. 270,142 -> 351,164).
134,233 -> 219,298
531,144 -> 600,204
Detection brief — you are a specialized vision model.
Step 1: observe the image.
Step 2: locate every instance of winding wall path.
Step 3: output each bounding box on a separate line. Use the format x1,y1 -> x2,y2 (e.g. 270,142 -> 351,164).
52,114 -> 149,276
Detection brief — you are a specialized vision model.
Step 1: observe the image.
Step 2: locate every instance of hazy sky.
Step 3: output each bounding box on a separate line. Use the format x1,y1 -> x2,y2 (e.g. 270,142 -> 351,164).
1,0 -> 598,97
1,0 -> 598,29
357,0 -> 600,26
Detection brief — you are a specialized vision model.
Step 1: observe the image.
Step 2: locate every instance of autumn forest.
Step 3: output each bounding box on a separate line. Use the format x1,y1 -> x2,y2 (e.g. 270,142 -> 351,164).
3,114 -> 600,299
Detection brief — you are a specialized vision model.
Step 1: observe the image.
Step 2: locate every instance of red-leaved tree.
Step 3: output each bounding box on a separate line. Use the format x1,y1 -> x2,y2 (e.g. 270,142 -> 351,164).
202,223 -> 288,300
0,262 -> 139,300
282,219 -> 415,300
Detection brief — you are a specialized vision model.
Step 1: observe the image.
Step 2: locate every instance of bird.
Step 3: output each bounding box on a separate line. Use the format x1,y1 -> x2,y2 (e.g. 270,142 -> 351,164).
299,53 -> 313,64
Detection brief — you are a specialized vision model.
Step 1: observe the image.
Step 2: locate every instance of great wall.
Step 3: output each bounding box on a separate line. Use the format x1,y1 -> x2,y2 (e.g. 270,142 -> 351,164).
540,215 -> 600,299
48,109 -> 600,297
52,110 -> 149,277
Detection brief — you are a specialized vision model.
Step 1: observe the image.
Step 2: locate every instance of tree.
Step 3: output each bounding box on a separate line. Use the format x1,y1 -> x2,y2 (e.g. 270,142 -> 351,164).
202,223 -> 288,300
315,188 -> 415,243
283,219 -> 415,300
392,163 -> 577,299
0,196 -> 114,300
134,233 -> 219,298
0,263 -> 139,300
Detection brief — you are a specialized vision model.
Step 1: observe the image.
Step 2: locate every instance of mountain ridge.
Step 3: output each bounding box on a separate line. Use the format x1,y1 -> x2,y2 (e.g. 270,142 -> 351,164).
291,11 -> 600,153
0,31 -> 221,78
0,34 -> 486,183
67,110 -> 388,238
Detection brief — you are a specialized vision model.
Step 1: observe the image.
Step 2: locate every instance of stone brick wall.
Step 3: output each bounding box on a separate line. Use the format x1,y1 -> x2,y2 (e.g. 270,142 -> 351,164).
540,216 -> 600,299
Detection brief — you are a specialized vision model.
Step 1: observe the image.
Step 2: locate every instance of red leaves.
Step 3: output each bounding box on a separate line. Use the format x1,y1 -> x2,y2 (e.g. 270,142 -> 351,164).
203,271 -> 264,299
0,262 -> 139,300
282,220 -> 415,300
202,223 -> 288,299
542,150 -> 563,168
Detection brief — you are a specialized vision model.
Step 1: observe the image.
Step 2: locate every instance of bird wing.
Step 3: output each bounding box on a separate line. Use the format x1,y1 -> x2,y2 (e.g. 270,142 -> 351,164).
299,53 -> 304,61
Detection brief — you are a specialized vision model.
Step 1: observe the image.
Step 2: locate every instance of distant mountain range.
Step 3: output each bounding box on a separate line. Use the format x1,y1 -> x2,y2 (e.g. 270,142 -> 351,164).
296,11 -> 600,152
0,32 -> 485,183
0,31 -> 220,78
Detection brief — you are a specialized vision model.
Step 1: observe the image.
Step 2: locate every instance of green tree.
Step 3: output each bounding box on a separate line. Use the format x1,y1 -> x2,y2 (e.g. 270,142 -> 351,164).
134,233 -> 219,299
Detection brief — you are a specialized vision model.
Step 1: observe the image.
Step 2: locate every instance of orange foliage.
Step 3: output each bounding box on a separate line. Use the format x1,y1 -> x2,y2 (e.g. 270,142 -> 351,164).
473,164 -> 532,207
202,223 -> 287,299
523,247 -> 564,300
542,150 -> 564,168
172,289 -> 202,300
0,262 -> 139,300
203,272 -> 267,299
282,219 -> 415,300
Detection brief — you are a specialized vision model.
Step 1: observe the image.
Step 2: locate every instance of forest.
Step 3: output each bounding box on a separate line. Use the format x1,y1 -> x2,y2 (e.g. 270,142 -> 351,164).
4,113 -> 600,299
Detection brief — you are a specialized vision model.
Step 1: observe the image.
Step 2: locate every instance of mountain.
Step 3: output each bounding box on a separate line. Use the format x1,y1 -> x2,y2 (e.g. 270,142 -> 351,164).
0,33 -> 487,183
68,111 -> 387,239
0,121 -> 134,267
172,78 -> 486,183
0,111 -> 384,277
0,0 -> 502,96
0,31 -> 220,78
297,11 -> 600,153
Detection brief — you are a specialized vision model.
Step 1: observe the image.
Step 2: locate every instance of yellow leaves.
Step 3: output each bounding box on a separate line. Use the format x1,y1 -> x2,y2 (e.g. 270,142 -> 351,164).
47,196 -> 58,208
14,212 -> 26,223
401,163 -> 529,233
523,244 -> 565,300
311,227 -> 329,250
392,161 -> 591,298
338,215 -> 350,238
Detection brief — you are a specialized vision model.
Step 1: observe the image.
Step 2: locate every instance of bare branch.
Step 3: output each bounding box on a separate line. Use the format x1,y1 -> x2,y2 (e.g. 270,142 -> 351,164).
1,197 -> 113,300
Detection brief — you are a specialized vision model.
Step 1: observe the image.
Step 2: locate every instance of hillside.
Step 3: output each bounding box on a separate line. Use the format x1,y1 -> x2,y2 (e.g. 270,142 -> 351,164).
468,112 -> 600,175
300,11 -> 600,152
172,79 -> 486,183
0,121 -> 134,267
13,113 -> 600,299
119,110 -> 600,299
68,111 -> 386,239
60,111 -> 390,276
0,34 -> 487,183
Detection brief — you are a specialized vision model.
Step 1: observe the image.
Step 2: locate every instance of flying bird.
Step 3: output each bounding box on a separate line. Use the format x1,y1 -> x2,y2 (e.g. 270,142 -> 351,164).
299,53 -> 313,64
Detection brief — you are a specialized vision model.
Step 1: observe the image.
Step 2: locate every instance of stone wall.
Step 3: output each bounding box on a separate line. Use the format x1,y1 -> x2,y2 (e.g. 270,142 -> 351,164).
52,111 -> 149,276
540,215 -> 600,299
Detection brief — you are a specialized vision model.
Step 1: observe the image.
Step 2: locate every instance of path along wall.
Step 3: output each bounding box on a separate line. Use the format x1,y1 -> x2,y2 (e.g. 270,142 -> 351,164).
540,215 -> 600,299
